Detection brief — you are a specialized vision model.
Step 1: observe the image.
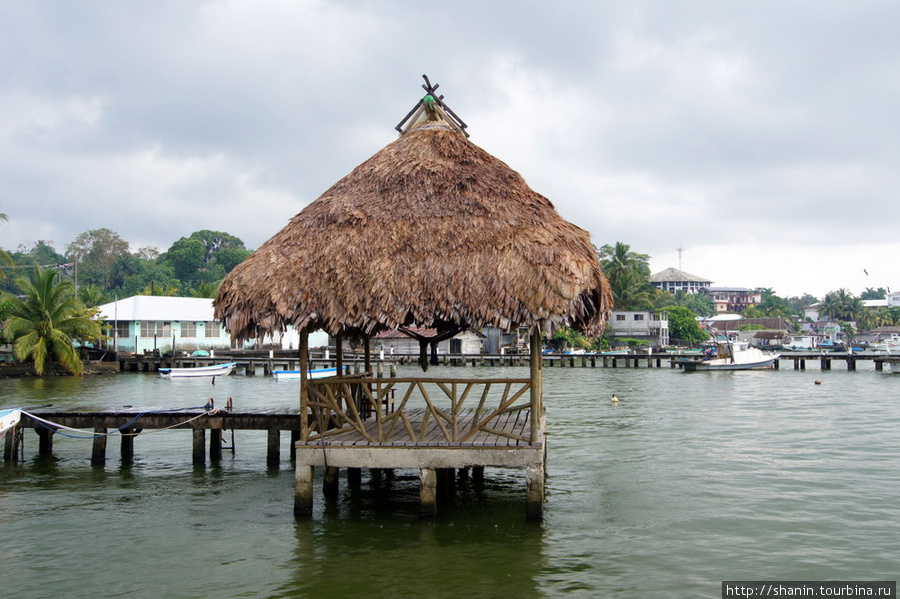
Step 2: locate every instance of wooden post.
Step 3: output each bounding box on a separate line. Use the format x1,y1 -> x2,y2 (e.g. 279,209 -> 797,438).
299,328 -> 309,441
347,467 -> 361,487
91,428 -> 107,465
192,428 -> 206,464
530,328 -> 543,443
290,430 -> 300,460
420,468 -> 437,517
323,467 -> 339,499
335,331 -> 343,377
121,429 -> 136,462
4,426 -> 20,462
364,334 -> 371,374
294,465 -> 314,517
37,428 -> 54,455
267,428 -> 281,467
210,429 -> 223,461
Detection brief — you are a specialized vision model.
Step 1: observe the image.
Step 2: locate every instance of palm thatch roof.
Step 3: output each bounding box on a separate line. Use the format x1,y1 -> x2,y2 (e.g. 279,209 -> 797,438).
214,95 -> 611,345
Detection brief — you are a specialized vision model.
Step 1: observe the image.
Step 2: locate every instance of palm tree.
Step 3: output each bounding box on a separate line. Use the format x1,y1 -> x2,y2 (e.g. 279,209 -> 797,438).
820,289 -> 863,322
191,281 -> 220,299
598,242 -> 653,310
3,265 -> 101,375
78,284 -> 108,307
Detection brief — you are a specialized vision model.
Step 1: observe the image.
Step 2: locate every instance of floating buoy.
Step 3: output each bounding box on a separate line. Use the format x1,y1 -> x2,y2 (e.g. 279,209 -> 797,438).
814,380 -> 822,385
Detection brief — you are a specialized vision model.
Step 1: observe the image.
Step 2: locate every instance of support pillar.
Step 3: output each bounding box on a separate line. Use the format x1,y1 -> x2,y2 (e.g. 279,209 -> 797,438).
526,463 -> 545,519
420,468 -> 437,517
267,428 -> 281,467
4,426 -> 20,462
210,429 -> 223,461
294,465 -> 314,517
121,430 -> 137,462
192,428 -> 206,464
36,428 -> 54,455
91,428 -> 107,465
323,466 -> 340,499
347,467 -> 362,488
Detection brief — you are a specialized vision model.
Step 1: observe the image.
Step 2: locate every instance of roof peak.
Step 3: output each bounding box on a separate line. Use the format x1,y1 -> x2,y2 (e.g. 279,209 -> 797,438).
395,74 -> 469,138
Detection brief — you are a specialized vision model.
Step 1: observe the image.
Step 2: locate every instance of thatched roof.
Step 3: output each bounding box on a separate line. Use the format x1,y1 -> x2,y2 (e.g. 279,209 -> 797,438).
214,109 -> 611,344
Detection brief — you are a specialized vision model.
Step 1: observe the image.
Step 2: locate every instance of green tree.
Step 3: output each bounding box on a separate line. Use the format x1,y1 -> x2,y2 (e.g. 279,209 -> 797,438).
164,238 -> 205,284
597,242 -> 653,310
215,247 -> 252,273
661,306 -> 708,346
78,284 -> 108,307
786,293 -> 819,317
192,281 -> 220,298
820,289 -> 863,322
3,265 -> 101,375
66,228 -> 130,288
860,287 -> 887,300
187,230 -> 247,265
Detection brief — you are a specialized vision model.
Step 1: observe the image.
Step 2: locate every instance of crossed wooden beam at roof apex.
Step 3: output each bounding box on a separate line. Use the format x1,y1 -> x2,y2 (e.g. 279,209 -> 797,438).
395,74 -> 469,137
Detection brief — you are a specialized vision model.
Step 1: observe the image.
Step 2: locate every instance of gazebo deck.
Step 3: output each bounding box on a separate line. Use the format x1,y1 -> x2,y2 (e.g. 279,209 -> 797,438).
293,376 -> 546,518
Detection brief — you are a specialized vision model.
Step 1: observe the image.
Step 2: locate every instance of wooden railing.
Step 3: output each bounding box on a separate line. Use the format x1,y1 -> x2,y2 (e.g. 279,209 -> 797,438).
303,376 -> 536,445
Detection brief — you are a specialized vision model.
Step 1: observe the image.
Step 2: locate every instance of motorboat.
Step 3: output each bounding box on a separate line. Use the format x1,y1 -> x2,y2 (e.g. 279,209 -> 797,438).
158,362 -> 237,379
0,409 -> 21,440
272,366 -> 344,381
673,341 -> 779,371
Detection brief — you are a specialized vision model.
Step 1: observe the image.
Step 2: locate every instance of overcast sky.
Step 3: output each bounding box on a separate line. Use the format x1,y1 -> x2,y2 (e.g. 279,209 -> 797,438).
2,1 -> 898,299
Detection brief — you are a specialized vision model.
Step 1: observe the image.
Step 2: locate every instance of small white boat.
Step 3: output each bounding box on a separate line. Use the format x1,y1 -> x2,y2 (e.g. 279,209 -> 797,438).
0,409 -> 21,440
158,362 -> 237,379
273,366 -> 344,381
673,341 -> 779,371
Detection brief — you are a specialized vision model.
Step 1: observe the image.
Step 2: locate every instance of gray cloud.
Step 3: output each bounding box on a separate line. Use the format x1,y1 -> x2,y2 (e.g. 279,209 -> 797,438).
1,1 -> 899,298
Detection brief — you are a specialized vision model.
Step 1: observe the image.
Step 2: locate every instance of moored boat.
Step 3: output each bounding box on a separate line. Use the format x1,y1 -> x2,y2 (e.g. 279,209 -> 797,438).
272,366 -> 344,381
158,362 -> 237,379
0,409 -> 21,440
672,341 -> 779,371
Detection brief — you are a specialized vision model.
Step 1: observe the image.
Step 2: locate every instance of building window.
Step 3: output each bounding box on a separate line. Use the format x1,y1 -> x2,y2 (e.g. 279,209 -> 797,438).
633,314 -> 644,321
140,321 -> 171,337
205,322 -> 220,338
181,322 -> 197,338
616,314 -> 626,321
114,322 -> 129,339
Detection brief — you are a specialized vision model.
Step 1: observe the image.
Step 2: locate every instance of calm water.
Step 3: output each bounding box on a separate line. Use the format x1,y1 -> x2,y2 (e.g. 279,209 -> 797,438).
1,362 -> 897,598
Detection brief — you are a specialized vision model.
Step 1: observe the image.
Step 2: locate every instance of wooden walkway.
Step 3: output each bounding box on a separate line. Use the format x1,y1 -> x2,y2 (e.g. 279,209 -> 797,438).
5,408 -> 302,466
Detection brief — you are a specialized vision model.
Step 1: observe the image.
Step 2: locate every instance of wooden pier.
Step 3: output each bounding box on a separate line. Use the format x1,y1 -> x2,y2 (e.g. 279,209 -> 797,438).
115,349 -> 900,374
3,408 -> 302,467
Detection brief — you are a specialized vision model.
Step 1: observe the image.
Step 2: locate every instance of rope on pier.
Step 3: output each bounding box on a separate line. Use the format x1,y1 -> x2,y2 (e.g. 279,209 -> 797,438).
20,407 -> 222,439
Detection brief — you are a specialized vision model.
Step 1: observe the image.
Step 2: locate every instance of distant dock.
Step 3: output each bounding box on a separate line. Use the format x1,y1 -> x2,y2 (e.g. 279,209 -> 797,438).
115,349 -> 900,373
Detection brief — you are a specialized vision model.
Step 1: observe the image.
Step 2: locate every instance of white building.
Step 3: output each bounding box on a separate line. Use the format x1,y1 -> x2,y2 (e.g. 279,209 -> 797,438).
607,311 -> 670,347
97,295 -> 327,355
650,267 -> 712,295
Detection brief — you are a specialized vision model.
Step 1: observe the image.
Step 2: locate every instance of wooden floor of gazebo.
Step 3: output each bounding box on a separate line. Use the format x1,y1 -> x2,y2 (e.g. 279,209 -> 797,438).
293,376 -> 546,518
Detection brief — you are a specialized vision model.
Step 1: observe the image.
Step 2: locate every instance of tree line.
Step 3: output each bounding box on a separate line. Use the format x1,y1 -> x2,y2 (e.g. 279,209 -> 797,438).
1,227 -> 252,305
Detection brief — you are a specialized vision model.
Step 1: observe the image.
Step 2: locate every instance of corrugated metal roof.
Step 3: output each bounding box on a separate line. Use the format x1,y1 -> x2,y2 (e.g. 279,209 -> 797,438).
97,296 -> 216,322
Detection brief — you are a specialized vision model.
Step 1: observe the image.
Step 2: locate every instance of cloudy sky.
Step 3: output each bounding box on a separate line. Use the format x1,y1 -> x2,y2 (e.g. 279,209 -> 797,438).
2,1 -> 898,299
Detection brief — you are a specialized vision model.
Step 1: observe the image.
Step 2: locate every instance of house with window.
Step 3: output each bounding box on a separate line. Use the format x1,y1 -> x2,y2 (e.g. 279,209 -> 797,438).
373,327 -> 484,355
650,267 -> 712,295
703,287 -> 762,313
607,311 -> 670,347
97,295 -> 327,355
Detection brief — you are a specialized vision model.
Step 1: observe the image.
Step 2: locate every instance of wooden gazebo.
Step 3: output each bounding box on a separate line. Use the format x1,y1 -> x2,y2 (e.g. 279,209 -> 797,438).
214,77 -> 611,518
